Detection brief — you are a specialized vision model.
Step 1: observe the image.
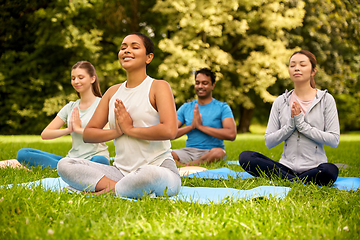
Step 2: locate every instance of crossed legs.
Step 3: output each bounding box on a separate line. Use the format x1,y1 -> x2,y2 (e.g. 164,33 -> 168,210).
238,150 -> 338,186
172,147 -> 226,166
57,158 -> 181,198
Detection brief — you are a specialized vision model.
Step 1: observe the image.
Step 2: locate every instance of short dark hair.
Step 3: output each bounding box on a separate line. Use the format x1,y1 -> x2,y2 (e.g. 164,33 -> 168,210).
195,68 -> 216,84
129,32 -> 154,55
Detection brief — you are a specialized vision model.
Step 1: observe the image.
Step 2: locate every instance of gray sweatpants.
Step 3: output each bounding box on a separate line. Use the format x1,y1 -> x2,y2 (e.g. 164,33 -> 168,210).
57,158 -> 181,199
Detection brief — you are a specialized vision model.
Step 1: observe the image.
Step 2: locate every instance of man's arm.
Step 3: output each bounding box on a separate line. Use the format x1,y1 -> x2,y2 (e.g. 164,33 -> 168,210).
175,120 -> 193,138
173,102 -> 195,139
196,117 -> 237,141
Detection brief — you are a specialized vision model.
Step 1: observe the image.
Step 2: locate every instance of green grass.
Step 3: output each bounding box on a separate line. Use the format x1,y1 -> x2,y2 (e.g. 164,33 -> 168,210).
1,134 -> 360,239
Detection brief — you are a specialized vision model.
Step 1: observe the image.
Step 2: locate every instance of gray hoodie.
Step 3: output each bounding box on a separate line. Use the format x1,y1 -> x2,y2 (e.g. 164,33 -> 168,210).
265,89 -> 340,173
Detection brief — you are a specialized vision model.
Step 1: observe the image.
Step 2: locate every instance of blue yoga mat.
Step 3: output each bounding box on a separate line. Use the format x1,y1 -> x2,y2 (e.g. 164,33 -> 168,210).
220,163 -> 360,191
174,186 -> 290,204
333,177 -> 360,191
186,167 -> 255,180
2,177 -> 291,204
227,160 -> 241,165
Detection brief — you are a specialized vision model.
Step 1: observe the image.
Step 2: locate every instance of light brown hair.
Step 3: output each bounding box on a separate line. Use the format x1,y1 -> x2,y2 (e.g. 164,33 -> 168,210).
72,61 -> 102,98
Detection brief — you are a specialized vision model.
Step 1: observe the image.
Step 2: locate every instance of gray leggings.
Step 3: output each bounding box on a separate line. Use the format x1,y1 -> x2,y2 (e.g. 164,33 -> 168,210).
57,158 -> 181,199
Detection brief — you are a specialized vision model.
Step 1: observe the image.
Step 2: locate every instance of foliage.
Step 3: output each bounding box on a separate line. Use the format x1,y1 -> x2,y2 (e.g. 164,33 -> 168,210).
286,0 -> 360,131
1,134 -> 360,239
0,0 -> 360,134
153,0 -> 305,132
0,0 -> 160,134
0,0 -> 104,134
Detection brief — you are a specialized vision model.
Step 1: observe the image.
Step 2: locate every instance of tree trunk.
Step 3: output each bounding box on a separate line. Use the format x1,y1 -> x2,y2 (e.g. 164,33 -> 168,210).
130,0 -> 139,32
237,106 -> 254,133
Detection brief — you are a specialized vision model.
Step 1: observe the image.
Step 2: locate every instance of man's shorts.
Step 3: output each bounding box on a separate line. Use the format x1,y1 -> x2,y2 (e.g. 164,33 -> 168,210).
171,148 -> 210,164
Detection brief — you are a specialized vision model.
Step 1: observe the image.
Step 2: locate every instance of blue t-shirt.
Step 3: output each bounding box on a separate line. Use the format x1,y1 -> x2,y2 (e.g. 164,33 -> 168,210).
177,99 -> 234,149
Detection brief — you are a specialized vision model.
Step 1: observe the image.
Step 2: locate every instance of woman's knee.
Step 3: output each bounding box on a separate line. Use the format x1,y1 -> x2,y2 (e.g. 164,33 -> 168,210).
16,148 -> 31,161
57,158 -> 75,175
114,167 -> 153,198
115,165 -> 180,198
238,151 -> 256,165
318,163 -> 339,181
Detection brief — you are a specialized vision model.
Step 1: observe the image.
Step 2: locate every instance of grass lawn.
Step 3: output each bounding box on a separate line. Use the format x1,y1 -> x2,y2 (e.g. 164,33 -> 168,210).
0,133 -> 359,239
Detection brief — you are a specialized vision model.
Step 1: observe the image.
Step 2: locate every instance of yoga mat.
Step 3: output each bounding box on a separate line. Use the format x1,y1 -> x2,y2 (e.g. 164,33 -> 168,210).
227,160 -> 240,165
175,186 -> 290,204
186,167 -> 254,180
333,177 -> 360,191
178,166 -> 208,177
195,165 -> 360,191
1,177 -> 291,204
4,177 -> 68,191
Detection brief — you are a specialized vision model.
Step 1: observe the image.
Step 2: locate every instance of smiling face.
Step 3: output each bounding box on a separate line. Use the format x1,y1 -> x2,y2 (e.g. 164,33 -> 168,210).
289,53 -> 316,85
118,34 -> 153,71
195,73 -> 215,99
71,67 -> 95,94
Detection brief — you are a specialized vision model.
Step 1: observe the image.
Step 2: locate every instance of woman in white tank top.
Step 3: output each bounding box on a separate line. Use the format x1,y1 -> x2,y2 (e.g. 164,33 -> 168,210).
57,33 -> 181,198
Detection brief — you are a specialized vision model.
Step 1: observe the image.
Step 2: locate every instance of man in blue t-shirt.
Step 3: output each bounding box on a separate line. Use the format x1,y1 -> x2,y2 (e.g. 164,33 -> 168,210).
172,68 -> 237,166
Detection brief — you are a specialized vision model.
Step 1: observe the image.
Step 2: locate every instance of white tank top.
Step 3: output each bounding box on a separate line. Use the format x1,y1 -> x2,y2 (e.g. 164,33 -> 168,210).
108,76 -> 172,175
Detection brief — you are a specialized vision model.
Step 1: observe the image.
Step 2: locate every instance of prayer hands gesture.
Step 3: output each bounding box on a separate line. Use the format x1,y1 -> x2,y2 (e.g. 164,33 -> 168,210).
291,101 -> 301,118
69,107 -> 82,133
114,99 -> 132,135
191,104 -> 203,129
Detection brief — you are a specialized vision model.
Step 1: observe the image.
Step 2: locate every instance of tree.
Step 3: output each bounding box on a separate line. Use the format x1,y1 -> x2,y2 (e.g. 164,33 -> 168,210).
2,0 -> 359,134
152,0 -> 305,132
0,0 -> 105,134
286,0 -> 360,131
0,0 -> 162,134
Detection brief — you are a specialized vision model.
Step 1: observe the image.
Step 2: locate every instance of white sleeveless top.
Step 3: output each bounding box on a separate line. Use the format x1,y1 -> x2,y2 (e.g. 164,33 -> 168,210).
108,76 -> 172,175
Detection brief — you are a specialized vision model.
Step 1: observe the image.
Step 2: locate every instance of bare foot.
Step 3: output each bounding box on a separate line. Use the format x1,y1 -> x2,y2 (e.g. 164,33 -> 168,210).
0,159 -> 28,170
174,159 -> 185,167
87,188 -> 115,196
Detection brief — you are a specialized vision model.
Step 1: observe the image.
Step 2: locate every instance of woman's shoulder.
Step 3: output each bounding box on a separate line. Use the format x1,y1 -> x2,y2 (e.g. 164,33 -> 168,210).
63,99 -> 80,109
92,97 -> 102,106
107,83 -> 123,91
152,79 -> 171,87
273,90 -> 291,105
103,83 -> 123,99
58,99 -> 79,116
318,89 -> 336,104
151,79 -> 172,94
321,89 -> 334,98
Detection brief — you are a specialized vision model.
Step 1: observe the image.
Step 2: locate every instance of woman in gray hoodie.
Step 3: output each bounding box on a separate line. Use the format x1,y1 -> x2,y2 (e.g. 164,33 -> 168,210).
239,50 -> 340,186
